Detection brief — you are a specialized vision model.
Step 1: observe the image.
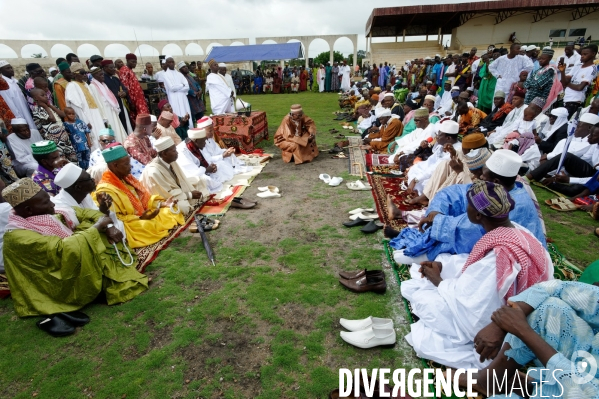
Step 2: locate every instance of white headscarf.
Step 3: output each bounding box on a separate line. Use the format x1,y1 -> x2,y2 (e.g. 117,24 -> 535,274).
543,107 -> 569,139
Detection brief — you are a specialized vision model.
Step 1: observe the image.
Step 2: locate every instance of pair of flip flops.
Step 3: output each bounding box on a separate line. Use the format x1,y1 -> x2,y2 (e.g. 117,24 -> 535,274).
545,197 -> 578,212
189,215 -> 220,233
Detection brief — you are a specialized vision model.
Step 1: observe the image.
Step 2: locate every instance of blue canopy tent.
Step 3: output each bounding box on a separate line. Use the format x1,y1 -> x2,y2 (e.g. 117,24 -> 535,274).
204,42 -> 303,62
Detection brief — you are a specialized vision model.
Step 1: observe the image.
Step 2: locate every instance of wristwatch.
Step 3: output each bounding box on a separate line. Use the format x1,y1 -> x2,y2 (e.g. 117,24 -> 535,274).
107,223 -> 114,229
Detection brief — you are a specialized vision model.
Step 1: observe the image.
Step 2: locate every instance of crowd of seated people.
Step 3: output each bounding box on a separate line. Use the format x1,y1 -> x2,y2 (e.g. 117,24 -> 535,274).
334,42 -> 599,396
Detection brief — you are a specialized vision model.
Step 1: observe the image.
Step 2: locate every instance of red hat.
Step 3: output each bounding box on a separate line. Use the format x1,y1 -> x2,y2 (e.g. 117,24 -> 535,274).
513,87 -> 526,99
85,59 -> 90,67
158,99 -> 169,110
125,53 -> 137,60
100,60 -> 113,67
106,142 -> 123,149
136,113 -> 152,126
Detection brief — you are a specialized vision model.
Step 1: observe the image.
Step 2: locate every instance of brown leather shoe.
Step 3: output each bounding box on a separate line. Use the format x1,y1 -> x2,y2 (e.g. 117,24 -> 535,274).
339,274 -> 386,294
230,198 -> 256,209
338,269 -> 384,280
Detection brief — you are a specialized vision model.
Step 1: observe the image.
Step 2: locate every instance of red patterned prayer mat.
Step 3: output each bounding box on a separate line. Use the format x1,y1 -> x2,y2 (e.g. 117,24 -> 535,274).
212,111 -> 268,153
367,174 -> 424,230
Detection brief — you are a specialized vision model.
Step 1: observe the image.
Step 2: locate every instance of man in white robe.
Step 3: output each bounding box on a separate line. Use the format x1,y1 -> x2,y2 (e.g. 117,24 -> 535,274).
317,65 -> 326,92
163,58 -> 191,128
0,61 -> 41,135
141,137 -> 208,215
407,120 -> 462,194
51,162 -> 126,237
338,60 -> 351,91
488,43 -> 534,97
400,180 -> 552,370
65,62 -> 105,151
5,118 -> 43,177
206,59 -> 233,115
218,63 -> 236,100
88,67 -> 128,144
389,110 -> 437,164
0,179 -> 11,273
197,116 -> 249,176
176,127 -> 224,194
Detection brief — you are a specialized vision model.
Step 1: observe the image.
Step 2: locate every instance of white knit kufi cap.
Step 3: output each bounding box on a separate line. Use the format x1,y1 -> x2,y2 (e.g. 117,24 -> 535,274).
375,108 -> 392,118
439,120 -> 459,134
218,62 -> 226,67
486,149 -> 522,177
383,92 -> 395,98
155,136 -> 175,152
580,112 -> 599,126
11,118 -> 27,125
0,60 -> 9,68
54,163 -> 83,188
177,61 -> 186,70
451,86 -> 460,91
188,128 -> 207,139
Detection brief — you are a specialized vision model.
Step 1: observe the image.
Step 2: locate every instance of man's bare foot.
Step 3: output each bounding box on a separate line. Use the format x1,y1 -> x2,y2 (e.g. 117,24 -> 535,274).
407,194 -> 429,206
384,225 -> 400,239
387,195 -> 402,220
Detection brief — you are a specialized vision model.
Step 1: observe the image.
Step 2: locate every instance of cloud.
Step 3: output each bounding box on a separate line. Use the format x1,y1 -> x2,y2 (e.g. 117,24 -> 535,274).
0,0 -> 489,58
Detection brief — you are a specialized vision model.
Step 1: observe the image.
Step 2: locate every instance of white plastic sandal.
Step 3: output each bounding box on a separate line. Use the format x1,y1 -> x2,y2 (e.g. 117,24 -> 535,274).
319,174 -> 331,184
329,177 -> 344,187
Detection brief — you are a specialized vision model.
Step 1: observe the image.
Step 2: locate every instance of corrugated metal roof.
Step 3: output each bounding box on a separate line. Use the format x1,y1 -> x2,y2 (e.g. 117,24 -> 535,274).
366,0 -> 599,37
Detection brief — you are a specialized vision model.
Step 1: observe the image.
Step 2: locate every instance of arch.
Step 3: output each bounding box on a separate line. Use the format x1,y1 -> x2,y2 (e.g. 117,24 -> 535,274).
77,43 -> 102,58
162,44 -> 183,56
104,44 -> 131,57
185,43 -> 204,56
205,42 -> 223,54
230,41 -> 245,47
261,39 -> 278,45
0,44 -> 18,58
135,44 -> 160,58
333,37 -> 355,60
50,44 -> 74,58
307,38 -> 330,58
21,44 -> 48,59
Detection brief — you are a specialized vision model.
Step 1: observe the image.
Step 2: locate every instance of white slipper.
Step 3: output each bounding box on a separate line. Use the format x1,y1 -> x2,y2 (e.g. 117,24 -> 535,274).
319,174 -> 331,184
348,208 -> 375,215
258,186 -> 279,193
328,177 -> 343,187
256,190 -> 281,198
349,212 -> 379,221
346,180 -> 372,191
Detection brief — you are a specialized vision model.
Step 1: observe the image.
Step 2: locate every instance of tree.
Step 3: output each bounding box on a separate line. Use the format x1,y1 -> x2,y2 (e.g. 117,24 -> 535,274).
312,51 -> 344,67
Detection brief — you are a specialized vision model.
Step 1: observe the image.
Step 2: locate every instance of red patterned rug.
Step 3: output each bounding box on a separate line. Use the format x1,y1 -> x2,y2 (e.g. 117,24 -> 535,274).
367,174 -> 424,230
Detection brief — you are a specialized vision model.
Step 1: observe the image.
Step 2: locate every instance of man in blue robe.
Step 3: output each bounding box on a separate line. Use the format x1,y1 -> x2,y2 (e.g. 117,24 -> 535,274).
391,149 -> 546,264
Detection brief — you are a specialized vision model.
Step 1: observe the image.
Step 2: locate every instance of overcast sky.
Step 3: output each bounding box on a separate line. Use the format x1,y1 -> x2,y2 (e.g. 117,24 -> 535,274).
0,0 -> 489,60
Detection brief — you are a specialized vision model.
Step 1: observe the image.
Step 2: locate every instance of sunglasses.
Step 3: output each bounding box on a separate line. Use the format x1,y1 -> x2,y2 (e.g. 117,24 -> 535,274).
100,139 -> 116,144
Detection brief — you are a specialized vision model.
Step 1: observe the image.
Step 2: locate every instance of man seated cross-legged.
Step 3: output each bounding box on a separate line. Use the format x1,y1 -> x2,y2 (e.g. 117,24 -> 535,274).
94,145 -> 184,248
2,177 -> 148,337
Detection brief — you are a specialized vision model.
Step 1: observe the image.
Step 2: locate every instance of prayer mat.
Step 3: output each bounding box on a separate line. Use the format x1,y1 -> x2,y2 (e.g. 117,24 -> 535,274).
365,153 -> 400,175
347,136 -> 366,177
197,185 -> 247,216
135,206 -> 202,273
367,174 -> 423,230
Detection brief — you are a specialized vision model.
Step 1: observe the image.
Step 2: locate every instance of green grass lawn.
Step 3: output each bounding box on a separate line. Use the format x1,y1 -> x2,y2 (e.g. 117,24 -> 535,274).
0,92 -> 597,399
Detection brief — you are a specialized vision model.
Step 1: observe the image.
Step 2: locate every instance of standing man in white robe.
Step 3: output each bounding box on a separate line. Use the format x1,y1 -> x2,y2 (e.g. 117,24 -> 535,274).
218,63 -> 236,100
5,118 -> 43,177
163,58 -> 191,129
338,60 -> 351,91
317,65 -> 326,92
65,62 -> 105,151
0,61 -> 41,135
488,43 -> 534,97
206,59 -> 233,115
197,117 -> 248,175
88,67 -> 128,144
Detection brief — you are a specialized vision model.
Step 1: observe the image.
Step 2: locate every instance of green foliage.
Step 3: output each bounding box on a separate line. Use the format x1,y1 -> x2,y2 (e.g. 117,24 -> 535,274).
313,51 -> 345,67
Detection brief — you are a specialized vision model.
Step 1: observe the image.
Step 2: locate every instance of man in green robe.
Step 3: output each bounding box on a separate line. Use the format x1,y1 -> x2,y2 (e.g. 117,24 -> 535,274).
325,63 -> 332,92
2,177 -> 148,336
477,54 -> 497,114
